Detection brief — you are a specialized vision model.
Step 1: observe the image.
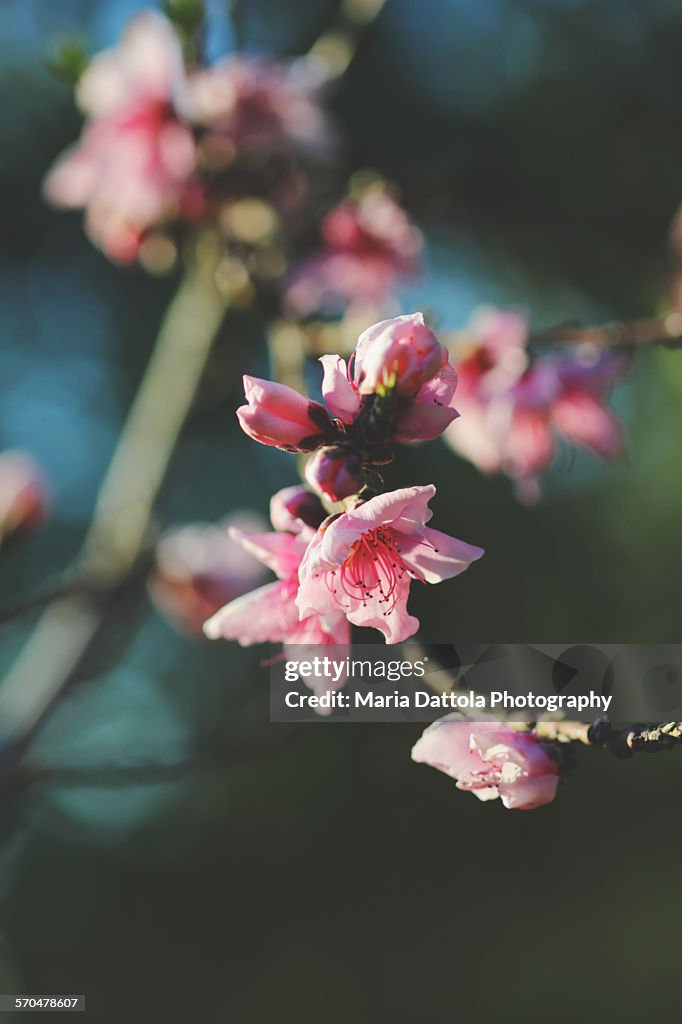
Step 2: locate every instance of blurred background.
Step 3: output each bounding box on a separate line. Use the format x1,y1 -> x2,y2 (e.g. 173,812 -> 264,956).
1,0 -> 682,1020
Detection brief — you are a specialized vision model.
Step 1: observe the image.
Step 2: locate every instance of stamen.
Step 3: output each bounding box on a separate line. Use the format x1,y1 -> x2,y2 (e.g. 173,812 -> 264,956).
325,526 -> 427,613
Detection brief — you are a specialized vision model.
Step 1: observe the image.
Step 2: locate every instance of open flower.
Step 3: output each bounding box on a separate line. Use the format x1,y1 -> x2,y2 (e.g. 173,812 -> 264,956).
412,715 -> 561,810
445,307 -> 627,497
320,313 -> 459,443
284,191 -> 422,318
203,489 -> 349,650
237,375 -> 335,451
43,12 -> 200,262
296,485 -> 483,643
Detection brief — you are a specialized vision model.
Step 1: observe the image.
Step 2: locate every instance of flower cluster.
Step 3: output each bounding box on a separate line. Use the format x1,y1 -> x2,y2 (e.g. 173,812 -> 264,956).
43,10 -> 421,323
239,313 -> 460,497
204,313 -> 484,650
284,188 -> 422,319
43,12 -> 330,265
444,308 -> 628,500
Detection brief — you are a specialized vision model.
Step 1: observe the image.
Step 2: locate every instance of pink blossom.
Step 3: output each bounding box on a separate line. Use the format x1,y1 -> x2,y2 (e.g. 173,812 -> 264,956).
237,375 -> 334,451
354,313 -> 448,397
203,519 -> 349,650
445,307 -> 627,494
320,314 -> 459,442
304,447 -> 363,503
296,485 -> 483,643
188,55 -> 328,153
43,13 -> 200,262
0,450 -> 50,545
411,716 -> 561,810
148,512 -> 268,636
284,192 -> 422,317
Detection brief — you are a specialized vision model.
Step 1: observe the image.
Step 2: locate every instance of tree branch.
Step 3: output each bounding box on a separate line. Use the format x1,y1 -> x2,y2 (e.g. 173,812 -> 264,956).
0,233 -> 227,749
530,311 -> 682,349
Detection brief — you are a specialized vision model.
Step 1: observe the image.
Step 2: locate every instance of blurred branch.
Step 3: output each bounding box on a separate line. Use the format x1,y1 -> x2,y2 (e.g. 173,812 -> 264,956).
0,578 -> 82,625
229,0 -> 244,51
7,725 -> 299,794
0,232 -> 227,749
530,311 -> 682,350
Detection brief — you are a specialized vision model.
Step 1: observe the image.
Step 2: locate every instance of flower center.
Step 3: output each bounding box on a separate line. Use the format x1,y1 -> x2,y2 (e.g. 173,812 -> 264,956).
328,526 -> 425,613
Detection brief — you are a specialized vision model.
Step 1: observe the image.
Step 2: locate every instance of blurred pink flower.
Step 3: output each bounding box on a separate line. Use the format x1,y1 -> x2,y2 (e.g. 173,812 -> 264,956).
445,307 -> 627,495
189,55 -> 328,153
411,716 -> 561,810
320,313 -> 459,442
284,192 -> 422,317
0,450 -> 50,546
237,375 -> 334,451
148,512 -> 268,636
203,518 -> 349,650
296,484 -> 483,643
43,12 -> 200,262
304,447 -> 363,503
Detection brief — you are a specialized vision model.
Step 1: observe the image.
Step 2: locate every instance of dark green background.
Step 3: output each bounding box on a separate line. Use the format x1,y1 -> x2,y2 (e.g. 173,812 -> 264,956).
1,1 -> 681,1020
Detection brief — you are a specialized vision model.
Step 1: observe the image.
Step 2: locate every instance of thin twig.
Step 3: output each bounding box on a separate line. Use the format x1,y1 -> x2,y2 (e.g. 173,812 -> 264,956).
530,311 -> 682,350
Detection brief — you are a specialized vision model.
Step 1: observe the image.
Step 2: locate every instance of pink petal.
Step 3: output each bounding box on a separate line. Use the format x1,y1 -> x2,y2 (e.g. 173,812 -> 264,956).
397,526 -> 484,584
550,389 -> 624,460
394,363 -> 459,442
228,527 -> 305,580
498,772 -> 559,810
295,531 -> 340,620
319,355 -> 361,424
343,572 -> 419,643
504,406 -> 554,478
411,717 -> 485,778
203,580 -> 299,644
321,485 -> 435,564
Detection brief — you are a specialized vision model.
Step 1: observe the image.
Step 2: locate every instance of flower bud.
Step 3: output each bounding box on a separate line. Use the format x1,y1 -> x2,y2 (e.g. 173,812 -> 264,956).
355,312 -> 447,397
0,450 -> 50,546
412,716 -> 561,810
304,447 -> 363,502
237,375 -> 334,452
269,485 -> 325,532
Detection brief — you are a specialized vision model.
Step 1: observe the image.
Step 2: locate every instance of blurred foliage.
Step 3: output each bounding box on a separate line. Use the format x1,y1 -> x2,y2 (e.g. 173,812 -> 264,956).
1,0 -> 682,1021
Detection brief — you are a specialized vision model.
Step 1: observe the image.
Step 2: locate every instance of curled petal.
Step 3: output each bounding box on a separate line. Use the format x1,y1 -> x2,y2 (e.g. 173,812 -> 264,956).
319,355 -> 361,424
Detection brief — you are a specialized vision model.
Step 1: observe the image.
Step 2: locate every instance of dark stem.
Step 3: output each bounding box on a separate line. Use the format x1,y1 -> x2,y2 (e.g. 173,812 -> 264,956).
530,311 -> 682,350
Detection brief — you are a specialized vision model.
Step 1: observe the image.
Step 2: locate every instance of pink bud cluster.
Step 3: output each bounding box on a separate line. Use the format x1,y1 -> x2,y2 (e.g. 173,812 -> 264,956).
238,313 -> 459,500
204,313 -> 483,649
444,308 -> 628,499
